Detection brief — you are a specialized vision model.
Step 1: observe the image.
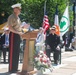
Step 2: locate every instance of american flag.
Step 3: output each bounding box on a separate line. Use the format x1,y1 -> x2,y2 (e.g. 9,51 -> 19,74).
42,0 -> 50,34
42,15 -> 50,34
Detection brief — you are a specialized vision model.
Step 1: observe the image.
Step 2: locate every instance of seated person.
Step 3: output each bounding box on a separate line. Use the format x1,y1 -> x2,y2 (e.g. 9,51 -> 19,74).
1,28 -> 10,63
46,26 -> 60,65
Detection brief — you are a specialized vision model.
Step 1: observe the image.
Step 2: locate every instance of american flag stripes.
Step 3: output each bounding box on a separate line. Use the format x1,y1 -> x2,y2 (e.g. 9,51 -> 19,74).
42,15 -> 50,34
42,0 -> 50,34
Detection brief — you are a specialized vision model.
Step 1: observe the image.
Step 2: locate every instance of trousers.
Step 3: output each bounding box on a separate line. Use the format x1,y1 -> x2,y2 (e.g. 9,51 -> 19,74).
2,47 -> 9,63
9,32 -> 21,72
46,48 -> 60,61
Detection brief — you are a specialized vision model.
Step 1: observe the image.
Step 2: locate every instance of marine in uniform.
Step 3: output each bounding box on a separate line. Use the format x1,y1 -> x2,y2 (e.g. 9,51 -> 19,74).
46,26 -> 60,64
7,3 -> 29,73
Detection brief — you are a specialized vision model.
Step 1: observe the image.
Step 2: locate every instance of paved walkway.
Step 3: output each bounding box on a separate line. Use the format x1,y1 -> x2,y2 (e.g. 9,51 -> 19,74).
0,50 -> 76,75
48,50 -> 76,75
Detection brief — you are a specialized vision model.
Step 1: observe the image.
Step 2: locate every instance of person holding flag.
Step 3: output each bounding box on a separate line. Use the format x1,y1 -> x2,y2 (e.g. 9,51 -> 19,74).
35,27 -> 45,54
35,0 -> 50,54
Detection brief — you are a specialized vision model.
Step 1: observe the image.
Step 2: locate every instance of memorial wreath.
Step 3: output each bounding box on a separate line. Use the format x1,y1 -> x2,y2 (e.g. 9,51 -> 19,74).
34,51 -> 53,72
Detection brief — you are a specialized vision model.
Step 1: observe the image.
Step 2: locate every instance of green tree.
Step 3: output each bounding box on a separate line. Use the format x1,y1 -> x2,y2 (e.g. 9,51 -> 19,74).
0,0 -> 22,24
0,0 -> 72,29
20,0 -> 70,28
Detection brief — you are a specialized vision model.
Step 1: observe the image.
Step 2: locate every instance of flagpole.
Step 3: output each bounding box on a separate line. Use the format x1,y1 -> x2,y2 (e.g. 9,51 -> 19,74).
44,0 -> 47,15
66,0 -> 69,6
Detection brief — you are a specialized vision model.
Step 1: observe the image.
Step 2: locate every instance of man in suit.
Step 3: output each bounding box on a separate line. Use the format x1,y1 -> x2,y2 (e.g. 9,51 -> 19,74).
1,28 -> 10,63
46,26 -> 60,65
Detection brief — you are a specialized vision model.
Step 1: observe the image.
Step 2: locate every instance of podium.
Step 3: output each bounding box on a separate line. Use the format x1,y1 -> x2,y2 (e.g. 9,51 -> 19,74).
21,30 -> 38,75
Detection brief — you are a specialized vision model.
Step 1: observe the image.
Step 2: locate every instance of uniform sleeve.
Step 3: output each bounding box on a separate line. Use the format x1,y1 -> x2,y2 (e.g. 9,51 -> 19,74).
57,36 -> 60,46
58,36 -> 60,43
7,16 -> 13,26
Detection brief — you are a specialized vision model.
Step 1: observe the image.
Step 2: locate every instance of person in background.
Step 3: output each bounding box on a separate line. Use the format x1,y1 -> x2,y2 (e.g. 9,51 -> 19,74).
65,35 -> 69,48
1,28 -> 10,63
46,26 -> 60,65
0,36 -> 2,51
35,27 -> 45,54
7,3 -> 30,73
71,36 -> 76,50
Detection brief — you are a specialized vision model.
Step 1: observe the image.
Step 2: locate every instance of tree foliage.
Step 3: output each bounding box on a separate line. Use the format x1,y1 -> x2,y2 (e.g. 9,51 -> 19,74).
0,0 -> 73,29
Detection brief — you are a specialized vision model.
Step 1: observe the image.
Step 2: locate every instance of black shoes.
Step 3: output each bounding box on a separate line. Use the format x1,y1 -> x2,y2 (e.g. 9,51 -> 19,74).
9,70 -> 20,73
